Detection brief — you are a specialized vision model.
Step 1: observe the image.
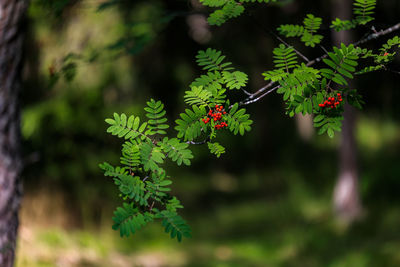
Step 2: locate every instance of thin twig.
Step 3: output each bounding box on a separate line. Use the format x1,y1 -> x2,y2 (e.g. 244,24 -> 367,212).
239,85 -> 281,106
149,201 -> 155,211
355,22 -> 400,46
247,12 -> 310,63
319,44 -> 329,54
272,31 -> 310,63
241,88 -> 253,96
186,136 -> 210,145
388,68 -> 400,75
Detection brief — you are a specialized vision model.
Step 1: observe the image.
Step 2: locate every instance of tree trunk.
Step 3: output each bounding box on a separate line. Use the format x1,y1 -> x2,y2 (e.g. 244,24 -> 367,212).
331,0 -> 362,222
0,1 -> 28,266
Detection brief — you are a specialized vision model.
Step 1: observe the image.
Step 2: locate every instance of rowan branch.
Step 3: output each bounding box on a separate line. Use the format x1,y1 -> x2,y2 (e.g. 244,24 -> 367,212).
238,22 -> 400,107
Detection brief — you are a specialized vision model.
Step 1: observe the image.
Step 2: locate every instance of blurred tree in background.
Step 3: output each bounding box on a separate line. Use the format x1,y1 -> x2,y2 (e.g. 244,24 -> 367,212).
0,0 -> 398,266
0,1 -> 28,266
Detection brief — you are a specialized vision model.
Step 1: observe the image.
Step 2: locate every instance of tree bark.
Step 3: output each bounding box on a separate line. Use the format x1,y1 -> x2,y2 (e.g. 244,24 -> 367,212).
0,0 -> 28,266
331,0 -> 362,222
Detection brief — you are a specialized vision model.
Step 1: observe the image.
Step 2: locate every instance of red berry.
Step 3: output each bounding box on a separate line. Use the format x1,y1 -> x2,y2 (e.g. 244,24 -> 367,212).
384,52 -> 389,56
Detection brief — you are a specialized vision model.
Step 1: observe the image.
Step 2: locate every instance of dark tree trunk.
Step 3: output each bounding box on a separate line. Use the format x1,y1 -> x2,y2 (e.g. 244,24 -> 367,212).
0,0 -> 28,266
331,0 -> 362,222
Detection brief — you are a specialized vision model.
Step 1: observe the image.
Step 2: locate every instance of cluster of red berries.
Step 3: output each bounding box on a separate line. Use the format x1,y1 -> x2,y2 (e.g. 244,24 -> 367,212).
318,93 -> 343,109
202,104 -> 228,130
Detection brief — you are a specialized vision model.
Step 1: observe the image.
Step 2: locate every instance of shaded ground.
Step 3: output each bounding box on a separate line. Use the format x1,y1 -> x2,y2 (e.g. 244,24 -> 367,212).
16,127 -> 400,267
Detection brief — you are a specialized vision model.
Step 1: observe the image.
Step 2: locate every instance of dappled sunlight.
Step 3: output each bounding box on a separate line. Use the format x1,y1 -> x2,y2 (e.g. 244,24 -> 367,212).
357,116 -> 400,151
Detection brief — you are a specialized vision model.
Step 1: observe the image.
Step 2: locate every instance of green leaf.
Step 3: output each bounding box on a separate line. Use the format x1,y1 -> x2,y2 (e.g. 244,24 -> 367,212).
140,141 -> 165,172
207,142 -> 226,158
158,210 -> 192,242
175,106 -> 206,141
184,86 -> 212,107
225,104 -> 253,135
196,48 -> 233,71
106,113 -> 149,141
112,203 -> 153,237
160,137 -> 194,166
222,71 -> 248,90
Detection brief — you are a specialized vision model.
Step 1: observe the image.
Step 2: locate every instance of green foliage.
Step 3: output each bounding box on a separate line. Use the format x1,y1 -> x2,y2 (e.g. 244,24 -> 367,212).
193,49 -> 249,101
278,14 -> 323,47
191,71 -> 224,94
144,171 -> 172,202
330,18 -> 357,32
276,25 -> 304,37
112,203 -> 153,237
144,99 -> 169,135
102,1 -> 399,244
175,106 -> 207,141
120,141 -> 141,171
100,162 -> 149,205
313,114 -> 343,138
157,210 -> 192,242
200,0 -> 228,7
160,137 -> 194,166
301,31 -> 324,48
347,89 -> 366,110
184,86 -> 213,107
200,0 -> 278,26
303,14 -> 322,34
239,0 -> 278,3
277,64 -> 320,101
140,141 -> 166,173
331,0 -> 377,31
208,142 -> 226,158
381,36 -> 400,51
196,48 -> 234,72
187,49 -> 253,142
106,113 -> 148,141
355,36 -> 400,74
264,44 -> 320,102
102,48 -> 255,240
222,71 -> 248,89
320,44 -> 359,85
262,43 -> 363,136
355,65 -> 384,74
353,0 -> 377,25
166,197 -> 184,212
101,100 -> 199,242
225,103 -> 253,135
263,44 -> 298,82
273,44 -> 298,71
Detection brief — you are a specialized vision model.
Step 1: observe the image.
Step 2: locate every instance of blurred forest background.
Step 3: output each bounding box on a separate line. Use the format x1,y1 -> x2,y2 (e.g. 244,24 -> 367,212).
17,0 -> 400,266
